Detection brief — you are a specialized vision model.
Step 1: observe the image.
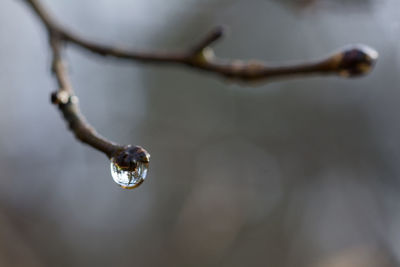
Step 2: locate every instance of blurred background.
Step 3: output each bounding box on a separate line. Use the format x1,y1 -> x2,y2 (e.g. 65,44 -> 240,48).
0,0 -> 400,266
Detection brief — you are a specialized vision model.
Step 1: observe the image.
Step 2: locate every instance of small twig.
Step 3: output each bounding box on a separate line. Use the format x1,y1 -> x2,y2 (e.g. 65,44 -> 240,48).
50,34 -> 150,170
22,0 -> 378,186
26,0 -> 150,175
189,25 -> 226,55
49,35 -> 119,158
24,0 -> 378,83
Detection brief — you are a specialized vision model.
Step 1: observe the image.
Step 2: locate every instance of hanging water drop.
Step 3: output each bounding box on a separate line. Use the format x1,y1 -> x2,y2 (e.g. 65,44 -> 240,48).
110,145 -> 150,189
111,160 -> 148,189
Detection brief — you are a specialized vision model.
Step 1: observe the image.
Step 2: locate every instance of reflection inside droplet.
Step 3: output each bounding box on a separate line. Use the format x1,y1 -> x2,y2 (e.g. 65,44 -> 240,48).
110,159 -> 148,189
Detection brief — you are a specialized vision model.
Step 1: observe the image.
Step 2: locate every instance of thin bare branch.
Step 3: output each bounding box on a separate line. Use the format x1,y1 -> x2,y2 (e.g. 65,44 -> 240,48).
21,0 -> 378,188
25,0 -> 150,176
24,0 -> 378,82
49,35 -> 119,158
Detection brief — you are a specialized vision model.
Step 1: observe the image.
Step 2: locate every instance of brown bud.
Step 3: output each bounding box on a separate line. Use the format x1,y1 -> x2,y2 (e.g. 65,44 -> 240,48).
329,45 -> 378,77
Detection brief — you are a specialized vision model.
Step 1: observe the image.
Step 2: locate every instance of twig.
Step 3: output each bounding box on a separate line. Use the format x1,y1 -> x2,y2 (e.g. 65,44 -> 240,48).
22,0 -> 378,187
49,35 -> 119,158
24,0 -> 378,82
27,1 -> 150,177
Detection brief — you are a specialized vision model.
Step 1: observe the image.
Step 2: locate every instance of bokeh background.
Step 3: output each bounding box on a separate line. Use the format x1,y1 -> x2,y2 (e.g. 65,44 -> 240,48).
1,0 -> 400,266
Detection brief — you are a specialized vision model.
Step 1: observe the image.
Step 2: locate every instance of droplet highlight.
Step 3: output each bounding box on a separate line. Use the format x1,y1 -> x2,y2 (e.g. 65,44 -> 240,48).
110,159 -> 148,189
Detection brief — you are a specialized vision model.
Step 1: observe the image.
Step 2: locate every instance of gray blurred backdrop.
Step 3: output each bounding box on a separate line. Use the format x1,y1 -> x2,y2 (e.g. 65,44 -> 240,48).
0,0 -> 400,266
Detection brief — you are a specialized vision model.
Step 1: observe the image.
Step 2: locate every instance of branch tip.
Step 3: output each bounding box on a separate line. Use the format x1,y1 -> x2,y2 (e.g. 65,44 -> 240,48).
324,44 -> 379,77
190,25 -> 227,55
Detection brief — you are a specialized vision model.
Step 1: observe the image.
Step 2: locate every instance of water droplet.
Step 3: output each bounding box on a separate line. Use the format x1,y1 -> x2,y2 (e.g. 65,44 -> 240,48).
110,158 -> 148,189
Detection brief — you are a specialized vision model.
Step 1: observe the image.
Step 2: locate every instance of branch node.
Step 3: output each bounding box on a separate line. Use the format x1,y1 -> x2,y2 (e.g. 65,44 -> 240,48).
191,47 -> 216,65
51,91 -> 70,105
